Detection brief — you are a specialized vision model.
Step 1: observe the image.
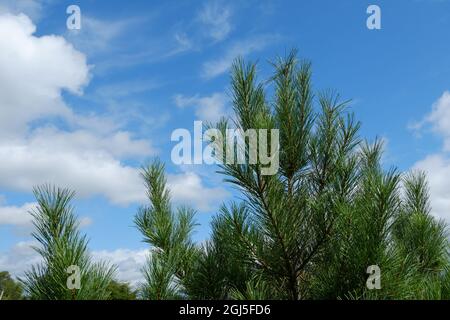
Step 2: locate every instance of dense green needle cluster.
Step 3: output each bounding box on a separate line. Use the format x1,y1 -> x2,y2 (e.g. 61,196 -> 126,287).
20,186 -> 115,300
134,162 -> 198,299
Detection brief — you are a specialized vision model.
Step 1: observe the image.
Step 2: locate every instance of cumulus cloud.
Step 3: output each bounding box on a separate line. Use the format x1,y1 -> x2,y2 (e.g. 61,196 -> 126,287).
26,126 -> 154,159
0,13 -> 155,206
0,141 -> 227,208
413,154 -> 450,222
0,142 -> 145,205
0,202 -> 36,226
0,198 -> 92,230
0,241 -> 42,278
168,172 -> 229,212
0,11 -> 227,218
0,6 -> 229,285
0,241 -> 147,287
174,92 -> 229,122
0,13 -> 89,138
92,248 -> 149,287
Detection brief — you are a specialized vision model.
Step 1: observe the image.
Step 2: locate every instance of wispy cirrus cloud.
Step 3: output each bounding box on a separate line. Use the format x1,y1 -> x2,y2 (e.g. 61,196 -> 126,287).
198,0 -> 233,42
0,0 -> 46,21
66,15 -> 148,56
201,34 -> 281,79
174,92 -> 229,122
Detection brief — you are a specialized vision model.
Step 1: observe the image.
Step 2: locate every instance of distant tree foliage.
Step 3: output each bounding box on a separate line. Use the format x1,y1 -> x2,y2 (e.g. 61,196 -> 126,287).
107,280 -> 137,300
0,271 -> 23,300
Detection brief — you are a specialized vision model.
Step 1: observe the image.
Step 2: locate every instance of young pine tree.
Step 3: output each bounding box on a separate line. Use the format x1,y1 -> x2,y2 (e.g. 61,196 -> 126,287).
134,161 -> 198,299
21,185 -> 115,300
205,52 -> 450,300
137,51 -> 449,300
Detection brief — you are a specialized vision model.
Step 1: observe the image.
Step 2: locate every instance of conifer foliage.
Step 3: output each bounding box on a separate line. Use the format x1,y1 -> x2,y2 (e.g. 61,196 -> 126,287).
135,161 -> 198,299
21,185 -> 115,300
19,51 -> 450,300
137,51 -> 450,300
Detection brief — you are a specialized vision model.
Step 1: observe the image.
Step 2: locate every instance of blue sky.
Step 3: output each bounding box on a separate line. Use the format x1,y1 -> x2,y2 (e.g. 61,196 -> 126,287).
1,0 -> 450,284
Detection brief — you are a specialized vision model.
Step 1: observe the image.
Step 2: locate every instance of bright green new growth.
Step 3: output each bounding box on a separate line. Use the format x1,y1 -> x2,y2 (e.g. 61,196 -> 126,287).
135,161 -> 198,299
21,185 -> 115,300
137,51 -> 450,300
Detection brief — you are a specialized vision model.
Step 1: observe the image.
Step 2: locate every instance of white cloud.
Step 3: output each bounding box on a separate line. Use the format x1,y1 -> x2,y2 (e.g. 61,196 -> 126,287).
0,0 -> 44,21
0,142 -> 145,205
0,141 -> 226,208
0,202 -> 36,226
79,216 -> 93,228
66,16 -> 142,55
0,13 -> 90,138
168,172 -> 229,211
0,241 -> 42,279
173,32 -> 194,53
92,248 -> 149,287
174,92 -> 229,122
202,34 -> 280,79
198,1 -> 232,42
413,154 -> 450,222
27,126 -> 154,159
411,91 -> 450,223
414,91 -> 450,151
0,13 -> 156,205
0,241 -> 148,287
0,13 -> 227,211
0,197 -> 93,229
94,80 -> 160,100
